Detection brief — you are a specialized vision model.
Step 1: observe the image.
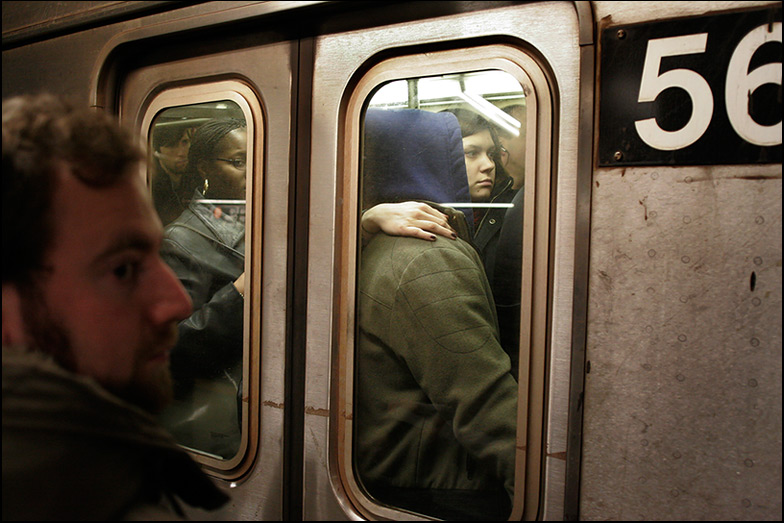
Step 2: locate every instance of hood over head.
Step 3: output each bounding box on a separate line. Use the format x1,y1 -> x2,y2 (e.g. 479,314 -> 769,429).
362,108 -> 473,227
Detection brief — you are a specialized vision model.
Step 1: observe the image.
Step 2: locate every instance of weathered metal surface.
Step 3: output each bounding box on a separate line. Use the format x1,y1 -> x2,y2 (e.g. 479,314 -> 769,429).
582,163 -> 782,520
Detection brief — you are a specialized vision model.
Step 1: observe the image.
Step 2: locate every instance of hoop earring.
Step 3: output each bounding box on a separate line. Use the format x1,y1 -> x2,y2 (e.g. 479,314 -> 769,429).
202,178 -> 209,196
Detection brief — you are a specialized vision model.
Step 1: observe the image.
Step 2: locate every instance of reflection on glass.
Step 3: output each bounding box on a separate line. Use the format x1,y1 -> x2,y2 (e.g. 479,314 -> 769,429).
151,101 -> 248,460
354,70 -> 526,519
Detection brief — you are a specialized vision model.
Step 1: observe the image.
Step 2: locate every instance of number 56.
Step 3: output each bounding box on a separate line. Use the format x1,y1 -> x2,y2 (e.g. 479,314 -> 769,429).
635,23 -> 782,151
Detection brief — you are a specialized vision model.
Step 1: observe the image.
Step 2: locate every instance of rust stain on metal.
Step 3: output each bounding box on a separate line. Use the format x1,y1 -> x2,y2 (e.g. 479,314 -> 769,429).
305,406 -> 330,417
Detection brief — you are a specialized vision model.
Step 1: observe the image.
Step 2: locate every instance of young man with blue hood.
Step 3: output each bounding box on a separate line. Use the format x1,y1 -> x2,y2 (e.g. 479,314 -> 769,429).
355,108 -> 518,520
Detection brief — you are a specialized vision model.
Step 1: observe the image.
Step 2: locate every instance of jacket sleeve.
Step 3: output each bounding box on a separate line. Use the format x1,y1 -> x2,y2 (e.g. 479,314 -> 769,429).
160,236 -> 244,380
389,242 -> 518,499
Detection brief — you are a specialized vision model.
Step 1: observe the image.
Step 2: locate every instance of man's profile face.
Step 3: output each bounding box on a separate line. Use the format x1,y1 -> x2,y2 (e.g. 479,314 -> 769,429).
27,166 -> 192,412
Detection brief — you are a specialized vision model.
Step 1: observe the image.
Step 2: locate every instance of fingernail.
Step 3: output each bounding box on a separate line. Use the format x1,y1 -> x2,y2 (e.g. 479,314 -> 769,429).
430,235 -> 437,241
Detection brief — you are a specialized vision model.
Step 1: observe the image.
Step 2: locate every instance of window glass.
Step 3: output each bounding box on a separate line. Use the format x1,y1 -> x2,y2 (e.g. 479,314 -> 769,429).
149,100 -> 248,461
353,70 -> 526,520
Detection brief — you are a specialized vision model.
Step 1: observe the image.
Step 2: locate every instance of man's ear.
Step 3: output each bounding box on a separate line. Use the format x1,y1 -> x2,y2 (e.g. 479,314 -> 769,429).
2,284 -> 28,347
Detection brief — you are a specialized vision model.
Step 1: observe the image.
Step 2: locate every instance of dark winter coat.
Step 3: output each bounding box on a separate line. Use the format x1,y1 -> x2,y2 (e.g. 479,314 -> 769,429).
2,345 -> 228,520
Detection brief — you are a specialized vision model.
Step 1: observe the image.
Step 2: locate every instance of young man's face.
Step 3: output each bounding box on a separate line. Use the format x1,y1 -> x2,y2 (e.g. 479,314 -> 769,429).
30,166 -> 192,412
157,130 -> 191,178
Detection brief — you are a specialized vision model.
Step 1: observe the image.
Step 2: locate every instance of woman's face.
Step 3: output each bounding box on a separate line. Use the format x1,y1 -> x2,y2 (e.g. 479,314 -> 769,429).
199,128 -> 247,200
462,129 -> 496,202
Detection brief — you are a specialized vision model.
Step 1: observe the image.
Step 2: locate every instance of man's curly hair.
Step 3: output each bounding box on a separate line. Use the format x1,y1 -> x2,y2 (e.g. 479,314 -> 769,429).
2,93 -> 144,286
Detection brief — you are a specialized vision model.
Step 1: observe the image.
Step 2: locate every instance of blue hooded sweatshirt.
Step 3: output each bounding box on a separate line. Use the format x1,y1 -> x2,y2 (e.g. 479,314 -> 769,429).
362,108 -> 475,233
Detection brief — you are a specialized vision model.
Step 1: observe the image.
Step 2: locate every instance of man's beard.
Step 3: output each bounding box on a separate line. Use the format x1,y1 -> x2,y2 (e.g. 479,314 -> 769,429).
115,355 -> 175,414
20,287 -> 175,414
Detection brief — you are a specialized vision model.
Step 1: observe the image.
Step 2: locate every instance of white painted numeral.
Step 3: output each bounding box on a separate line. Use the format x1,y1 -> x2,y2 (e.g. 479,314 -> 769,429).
635,34 -> 713,150
725,22 -> 782,146
634,24 -> 782,150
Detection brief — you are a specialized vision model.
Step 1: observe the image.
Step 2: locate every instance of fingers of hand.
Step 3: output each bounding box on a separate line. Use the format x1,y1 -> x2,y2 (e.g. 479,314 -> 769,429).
392,202 -> 456,239
403,227 -> 438,241
417,221 -> 456,240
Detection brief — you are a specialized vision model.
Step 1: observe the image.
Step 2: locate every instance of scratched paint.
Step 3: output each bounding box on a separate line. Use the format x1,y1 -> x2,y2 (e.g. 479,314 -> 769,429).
581,164 -> 782,520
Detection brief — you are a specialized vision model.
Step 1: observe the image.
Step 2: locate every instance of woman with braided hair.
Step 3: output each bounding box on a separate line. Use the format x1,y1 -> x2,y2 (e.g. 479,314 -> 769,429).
158,118 -> 248,459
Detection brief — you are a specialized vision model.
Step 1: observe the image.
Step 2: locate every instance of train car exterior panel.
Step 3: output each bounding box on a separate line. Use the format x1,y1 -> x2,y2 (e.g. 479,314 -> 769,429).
584,2 -> 782,520
583,163 -> 781,520
2,1 -> 781,520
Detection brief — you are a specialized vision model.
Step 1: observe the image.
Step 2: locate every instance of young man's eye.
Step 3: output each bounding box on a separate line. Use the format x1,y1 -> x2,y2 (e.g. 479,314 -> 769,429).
113,261 -> 139,282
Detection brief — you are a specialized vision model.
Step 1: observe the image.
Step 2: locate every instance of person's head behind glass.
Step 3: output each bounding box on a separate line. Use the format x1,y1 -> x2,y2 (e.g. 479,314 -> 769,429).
443,107 -> 508,202
498,104 -> 526,190
188,118 -> 247,200
153,124 -> 192,180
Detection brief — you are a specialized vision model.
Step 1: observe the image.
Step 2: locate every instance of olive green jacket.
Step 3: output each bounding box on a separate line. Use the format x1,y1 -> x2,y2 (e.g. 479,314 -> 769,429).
355,232 -> 518,514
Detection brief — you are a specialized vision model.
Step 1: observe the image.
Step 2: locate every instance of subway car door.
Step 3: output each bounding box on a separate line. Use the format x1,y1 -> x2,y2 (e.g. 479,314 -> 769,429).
304,2 -> 591,520
113,11 -> 297,519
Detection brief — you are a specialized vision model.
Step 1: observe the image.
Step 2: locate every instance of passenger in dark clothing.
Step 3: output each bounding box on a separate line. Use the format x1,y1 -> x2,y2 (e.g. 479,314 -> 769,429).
443,107 -> 517,281
361,107 -> 522,378
150,123 -> 199,226
158,118 -> 247,459
447,108 -> 522,377
361,107 -> 518,277
490,187 -> 524,380
356,108 -> 517,521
